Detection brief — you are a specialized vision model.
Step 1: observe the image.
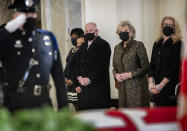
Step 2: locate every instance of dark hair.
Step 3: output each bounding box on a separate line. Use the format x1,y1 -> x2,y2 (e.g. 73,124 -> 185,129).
70,28 -> 84,37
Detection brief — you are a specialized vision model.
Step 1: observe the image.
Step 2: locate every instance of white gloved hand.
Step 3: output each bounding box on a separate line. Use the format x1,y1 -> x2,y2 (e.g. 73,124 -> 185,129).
5,14 -> 26,33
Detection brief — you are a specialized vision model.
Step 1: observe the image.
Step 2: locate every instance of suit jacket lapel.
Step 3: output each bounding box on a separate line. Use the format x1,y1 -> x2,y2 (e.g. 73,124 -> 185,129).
87,36 -> 99,52
82,36 -> 100,58
81,42 -> 89,57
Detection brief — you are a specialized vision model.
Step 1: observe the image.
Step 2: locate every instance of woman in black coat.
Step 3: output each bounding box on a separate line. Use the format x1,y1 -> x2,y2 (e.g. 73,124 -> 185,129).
148,16 -> 182,107
64,28 -> 84,111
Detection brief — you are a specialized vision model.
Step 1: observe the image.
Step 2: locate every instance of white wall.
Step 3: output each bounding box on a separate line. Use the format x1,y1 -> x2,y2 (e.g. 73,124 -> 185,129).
116,0 -> 143,41
159,0 -> 186,36
141,0 -> 160,59
82,0 -> 186,99
82,0 -> 118,98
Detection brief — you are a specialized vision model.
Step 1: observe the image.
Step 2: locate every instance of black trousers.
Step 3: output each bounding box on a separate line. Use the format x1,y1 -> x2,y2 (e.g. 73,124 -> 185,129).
3,87 -> 52,112
151,94 -> 177,107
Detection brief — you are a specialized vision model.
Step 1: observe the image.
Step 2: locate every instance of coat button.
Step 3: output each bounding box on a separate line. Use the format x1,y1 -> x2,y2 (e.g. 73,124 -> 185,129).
17,51 -> 21,56
81,70 -> 84,73
81,59 -> 85,62
35,61 -> 39,65
49,52 -> 52,55
32,48 -> 35,53
36,73 -> 40,78
28,37 -> 32,42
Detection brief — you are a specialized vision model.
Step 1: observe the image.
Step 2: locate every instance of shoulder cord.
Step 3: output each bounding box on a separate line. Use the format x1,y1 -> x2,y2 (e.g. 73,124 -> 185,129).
17,31 -> 41,93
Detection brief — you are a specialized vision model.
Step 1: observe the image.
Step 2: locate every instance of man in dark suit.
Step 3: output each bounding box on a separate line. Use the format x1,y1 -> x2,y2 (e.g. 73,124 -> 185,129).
0,0 -> 67,111
76,22 -> 111,110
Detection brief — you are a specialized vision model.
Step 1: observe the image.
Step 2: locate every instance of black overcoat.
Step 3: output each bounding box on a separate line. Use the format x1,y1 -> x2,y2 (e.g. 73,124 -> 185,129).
78,36 -> 111,110
148,38 -> 182,106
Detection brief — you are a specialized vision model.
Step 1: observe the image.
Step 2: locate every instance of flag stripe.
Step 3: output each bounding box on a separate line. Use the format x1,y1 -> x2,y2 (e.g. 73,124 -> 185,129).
181,60 -> 187,95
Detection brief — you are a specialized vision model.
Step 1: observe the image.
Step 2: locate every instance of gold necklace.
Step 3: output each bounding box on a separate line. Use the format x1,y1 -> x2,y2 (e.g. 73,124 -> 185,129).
72,47 -> 78,53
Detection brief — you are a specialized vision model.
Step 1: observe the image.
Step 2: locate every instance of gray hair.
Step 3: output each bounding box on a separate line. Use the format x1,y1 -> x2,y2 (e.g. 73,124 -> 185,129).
116,20 -> 136,39
85,22 -> 97,29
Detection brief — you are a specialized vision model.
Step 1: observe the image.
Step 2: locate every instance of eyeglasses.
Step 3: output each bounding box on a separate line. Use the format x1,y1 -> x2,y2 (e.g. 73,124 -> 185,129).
163,23 -> 174,28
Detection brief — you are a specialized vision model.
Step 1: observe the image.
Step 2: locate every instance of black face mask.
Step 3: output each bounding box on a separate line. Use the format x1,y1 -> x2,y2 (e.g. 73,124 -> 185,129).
162,26 -> 174,36
71,38 -> 77,46
119,32 -> 129,42
23,18 -> 37,33
85,33 -> 95,41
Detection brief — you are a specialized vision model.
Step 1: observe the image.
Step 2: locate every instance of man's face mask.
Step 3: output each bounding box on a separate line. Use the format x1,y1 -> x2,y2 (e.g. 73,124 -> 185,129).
23,17 -> 37,33
84,33 -> 96,41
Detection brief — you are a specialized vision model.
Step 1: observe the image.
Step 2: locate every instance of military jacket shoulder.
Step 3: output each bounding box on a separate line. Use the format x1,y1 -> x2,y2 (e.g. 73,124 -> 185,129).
36,29 -> 59,51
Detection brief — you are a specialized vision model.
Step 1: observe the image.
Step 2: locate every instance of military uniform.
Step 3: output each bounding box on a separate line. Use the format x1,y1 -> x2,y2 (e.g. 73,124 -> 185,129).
0,27 -> 68,111
0,0 -> 67,111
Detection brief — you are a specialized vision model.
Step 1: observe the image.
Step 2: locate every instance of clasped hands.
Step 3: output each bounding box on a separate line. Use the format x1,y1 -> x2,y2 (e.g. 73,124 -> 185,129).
149,83 -> 164,94
75,76 -> 91,93
77,76 -> 91,86
115,72 -> 131,82
65,78 -> 73,86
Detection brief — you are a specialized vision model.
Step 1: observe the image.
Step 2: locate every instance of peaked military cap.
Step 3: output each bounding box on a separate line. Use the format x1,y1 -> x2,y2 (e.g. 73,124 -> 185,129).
8,0 -> 38,13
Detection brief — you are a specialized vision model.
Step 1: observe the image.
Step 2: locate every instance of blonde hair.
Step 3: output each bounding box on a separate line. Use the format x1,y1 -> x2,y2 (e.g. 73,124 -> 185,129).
157,16 -> 182,43
116,20 -> 136,39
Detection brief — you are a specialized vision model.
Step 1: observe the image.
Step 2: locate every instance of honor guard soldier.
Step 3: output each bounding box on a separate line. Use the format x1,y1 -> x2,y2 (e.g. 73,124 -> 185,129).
0,0 -> 67,111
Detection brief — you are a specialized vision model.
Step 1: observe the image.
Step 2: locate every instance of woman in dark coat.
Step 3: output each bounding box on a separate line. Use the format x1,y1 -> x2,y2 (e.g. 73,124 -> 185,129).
148,16 -> 182,107
64,28 -> 84,111
113,20 -> 149,107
